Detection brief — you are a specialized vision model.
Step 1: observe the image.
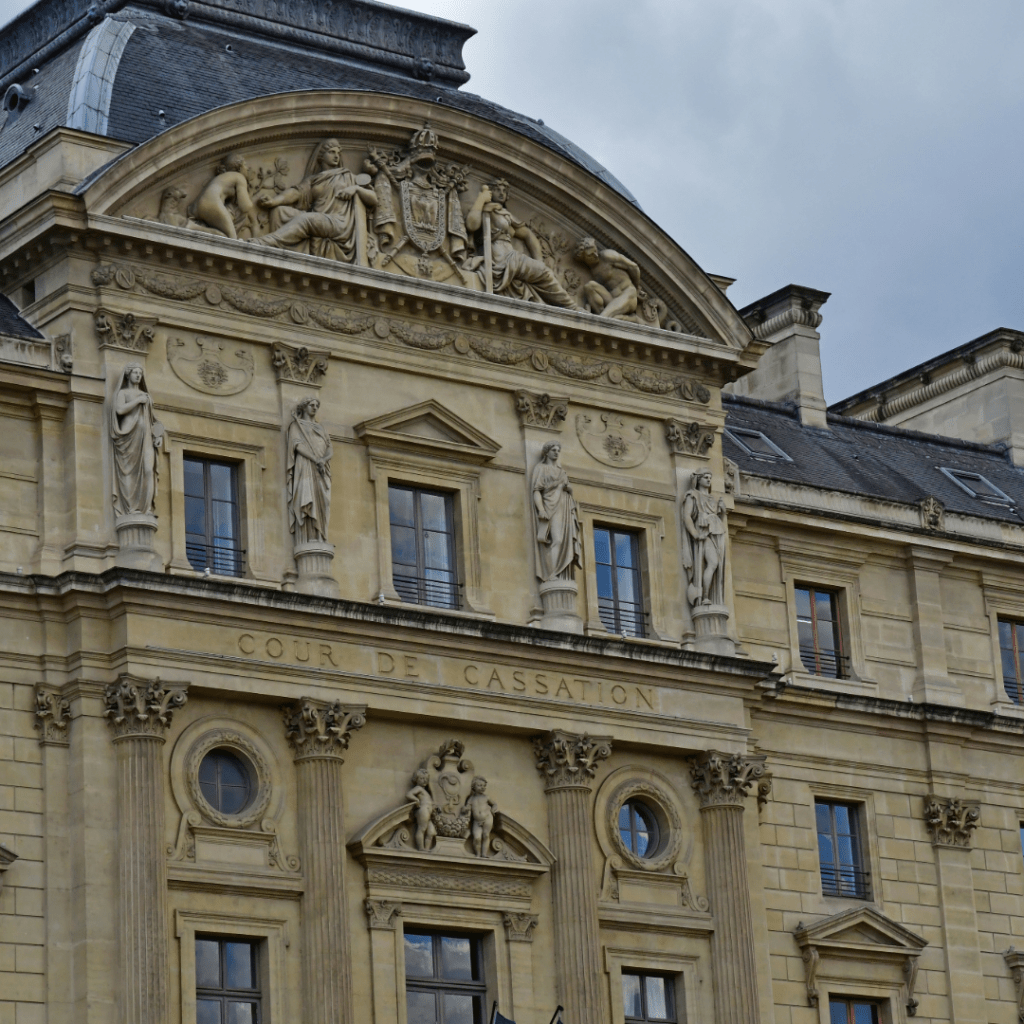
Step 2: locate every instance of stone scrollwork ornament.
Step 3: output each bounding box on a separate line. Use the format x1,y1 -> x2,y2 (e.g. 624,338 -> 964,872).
533,730 -> 613,790
515,390 -> 568,430
103,675 -> 188,739
689,751 -> 769,809
35,687 -> 71,746
665,419 -> 715,458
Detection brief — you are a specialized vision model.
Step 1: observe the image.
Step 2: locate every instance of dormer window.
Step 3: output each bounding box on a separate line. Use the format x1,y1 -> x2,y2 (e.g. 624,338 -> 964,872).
939,468 -> 1013,505
724,427 -> 791,462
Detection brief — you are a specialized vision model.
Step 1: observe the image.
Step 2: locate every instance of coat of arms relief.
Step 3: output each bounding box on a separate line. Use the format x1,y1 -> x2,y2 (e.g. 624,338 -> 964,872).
138,125 -> 696,335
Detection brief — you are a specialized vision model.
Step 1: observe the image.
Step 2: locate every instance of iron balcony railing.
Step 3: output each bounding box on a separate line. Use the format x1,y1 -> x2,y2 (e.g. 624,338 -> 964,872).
799,645 -> 851,679
393,572 -> 462,610
186,540 -> 246,578
820,865 -> 871,899
597,597 -> 647,639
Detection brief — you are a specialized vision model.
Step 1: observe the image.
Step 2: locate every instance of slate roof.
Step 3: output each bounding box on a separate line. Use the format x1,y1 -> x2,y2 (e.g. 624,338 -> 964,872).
723,393 -> 1024,524
0,294 -> 43,339
0,4 -> 639,206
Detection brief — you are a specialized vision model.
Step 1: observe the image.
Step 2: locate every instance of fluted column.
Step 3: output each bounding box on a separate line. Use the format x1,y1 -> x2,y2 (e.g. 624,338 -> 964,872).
534,731 -> 612,1024
104,675 -> 188,1024
689,751 -> 768,1024
284,698 -> 366,1024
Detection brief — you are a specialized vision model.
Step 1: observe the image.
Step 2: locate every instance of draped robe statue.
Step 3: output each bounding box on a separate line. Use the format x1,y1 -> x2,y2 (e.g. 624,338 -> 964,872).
286,397 -> 333,544
681,470 -> 727,607
531,441 -> 582,581
110,362 -> 162,515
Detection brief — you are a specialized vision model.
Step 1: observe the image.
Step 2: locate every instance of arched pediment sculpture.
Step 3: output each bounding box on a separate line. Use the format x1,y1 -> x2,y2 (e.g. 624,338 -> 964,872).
81,91 -> 755,355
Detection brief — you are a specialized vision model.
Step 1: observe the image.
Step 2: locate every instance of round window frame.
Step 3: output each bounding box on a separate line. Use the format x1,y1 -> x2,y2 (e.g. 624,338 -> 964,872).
185,731 -> 271,828
618,797 -> 661,860
608,779 -> 682,872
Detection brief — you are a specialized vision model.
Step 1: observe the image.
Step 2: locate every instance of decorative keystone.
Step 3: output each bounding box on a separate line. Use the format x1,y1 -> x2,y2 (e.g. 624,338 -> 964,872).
689,751 -> 769,809
533,730 -> 612,790
34,687 -> 71,746
103,676 -> 188,739
283,699 -> 366,761
923,795 -> 980,848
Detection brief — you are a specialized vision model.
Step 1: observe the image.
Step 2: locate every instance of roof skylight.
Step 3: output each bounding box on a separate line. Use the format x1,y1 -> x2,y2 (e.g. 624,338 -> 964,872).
940,468 -> 1013,505
724,427 -> 792,462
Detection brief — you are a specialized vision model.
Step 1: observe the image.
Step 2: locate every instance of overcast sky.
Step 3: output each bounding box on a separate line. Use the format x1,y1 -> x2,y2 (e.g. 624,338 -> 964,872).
1,0 -> 1021,402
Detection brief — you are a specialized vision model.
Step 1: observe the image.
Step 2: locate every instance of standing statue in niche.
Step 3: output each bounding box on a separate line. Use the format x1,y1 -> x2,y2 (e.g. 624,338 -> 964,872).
285,397 -> 333,544
681,470 -> 727,608
465,180 -> 577,308
252,138 -> 377,262
532,441 -> 583,582
573,237 -> 641,320
463,777 -> 497,858
407,768 -> 437,852
110,362 -> 163,515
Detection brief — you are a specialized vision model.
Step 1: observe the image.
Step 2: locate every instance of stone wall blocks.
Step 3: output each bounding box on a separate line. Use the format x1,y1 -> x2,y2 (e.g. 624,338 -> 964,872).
899,903 -> 942,928
892,816 -> 917,841
0,812 -> 42,838
14,889 -> 42,917
0,763 -> 40,790
912,840 -> 936,863
775,824 -> 815,850
771,802 -> 796,827
915,884 -> 939,907
11,791 -> 41,815
896,860 -> 937,885
879,857 -> 899,880
10,740 -> 40,765
14,946 -> 42,975
0,683 -> 12,709
795,848 -> 820,872
924,968 -> 948,995
881,879 -> 920,903
759,823 -> 778,845
874,792 -> 913,817
762,866 -> 781,889
770,953 -> 790,981
877,837 -> 915,860
973,869 -> 1009,893
778,868 -> 819,894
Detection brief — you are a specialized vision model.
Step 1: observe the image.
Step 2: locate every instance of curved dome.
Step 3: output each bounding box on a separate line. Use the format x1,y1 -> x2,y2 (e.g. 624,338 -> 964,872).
0,0 -> 638,206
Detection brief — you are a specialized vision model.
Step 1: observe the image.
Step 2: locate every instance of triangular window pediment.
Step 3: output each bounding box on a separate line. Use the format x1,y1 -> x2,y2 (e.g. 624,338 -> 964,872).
355,400 -> 501,463
795,906 -> 927,955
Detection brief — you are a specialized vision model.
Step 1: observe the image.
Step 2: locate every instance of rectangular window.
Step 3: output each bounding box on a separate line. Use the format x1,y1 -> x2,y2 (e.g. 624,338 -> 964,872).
622,972 -> 676,1023
816,800 -> 870,899
998,619 -> 1024,703
389,485 -> 459,608
829,999 -> 880,1024
404,931 -> 485,1024
195,935 -> 261,1024
184,457 -> 244,577
594,526 -> 645,637
796,586 -> 846,678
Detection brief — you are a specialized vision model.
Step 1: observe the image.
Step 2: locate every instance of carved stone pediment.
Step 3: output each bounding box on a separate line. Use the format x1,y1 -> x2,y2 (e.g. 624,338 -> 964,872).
355,399 -> 501,463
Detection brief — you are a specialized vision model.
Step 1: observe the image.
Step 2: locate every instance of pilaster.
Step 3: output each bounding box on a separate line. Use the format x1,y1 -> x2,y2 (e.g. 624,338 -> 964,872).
534,730 -> 612,1024
284,698 -> 366,1024
907,548 -> 963,705
104,675 -> 188,1024
689,751 -> 768,1024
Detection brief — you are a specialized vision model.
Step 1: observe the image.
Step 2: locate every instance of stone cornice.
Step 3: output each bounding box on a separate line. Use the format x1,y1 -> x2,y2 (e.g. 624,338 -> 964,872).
283,698 -> 366,761
533,730 -> 612,790
103,674 -> 188,739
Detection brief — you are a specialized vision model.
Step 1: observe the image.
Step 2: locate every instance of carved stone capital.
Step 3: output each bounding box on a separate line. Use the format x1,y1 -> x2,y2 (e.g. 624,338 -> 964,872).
272,341 -> 329,385
515,390 -> 568,430
103,675 -> 188,739
503,912 -> 539,942
365,898 -> 402,930
533,730 -> 612,790
283,699 -> 366,761
689,751 -> 769,809
664,419 -> 715,457
923,795 -> 980,848
94,307 -> 157,352
1004,946 -> 1024,1024
35,686 -> 71,746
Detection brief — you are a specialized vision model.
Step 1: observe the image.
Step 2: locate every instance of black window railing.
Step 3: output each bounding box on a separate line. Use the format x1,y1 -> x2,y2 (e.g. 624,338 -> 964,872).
393,572 -> 461,610
820,865 -> 871,899
186,540 -> 246,578
597,597 -> 646,638
799,645 -> 851,679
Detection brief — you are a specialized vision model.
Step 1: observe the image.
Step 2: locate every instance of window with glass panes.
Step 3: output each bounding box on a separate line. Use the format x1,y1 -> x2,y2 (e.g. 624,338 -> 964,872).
619,799 -> 659,859
796,586 -> 846,678
622,972 -> 676,1023
184,457 -> 243,576
815,800 -> 869,899
998,619 -> 1024,703
389,486 -> 458,608
404,932 -> 485,1024
829,999 -> 880,1024
594,527 -> 644,637
195,936 -> 261,1024
198,749 -> 253,815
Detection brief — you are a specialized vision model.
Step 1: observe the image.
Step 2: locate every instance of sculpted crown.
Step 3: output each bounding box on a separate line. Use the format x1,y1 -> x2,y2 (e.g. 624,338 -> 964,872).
408,123 -> 439,162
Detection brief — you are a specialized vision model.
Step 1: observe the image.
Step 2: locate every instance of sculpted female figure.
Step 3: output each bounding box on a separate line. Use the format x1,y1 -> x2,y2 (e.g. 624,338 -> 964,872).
681,470 -> 727,607
110,362 -> 162,515
466,180 -> 577,308
532,441 -> 582,582
285,397 -> 333,544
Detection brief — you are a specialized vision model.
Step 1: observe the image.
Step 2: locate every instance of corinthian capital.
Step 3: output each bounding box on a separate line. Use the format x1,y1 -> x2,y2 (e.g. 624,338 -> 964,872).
923,795 -> 980,848
283,698 -> 366,761
533,730 -> 612,790
689,751 -> 769,808
35,686 -> 72,746
103,675 -> 188,739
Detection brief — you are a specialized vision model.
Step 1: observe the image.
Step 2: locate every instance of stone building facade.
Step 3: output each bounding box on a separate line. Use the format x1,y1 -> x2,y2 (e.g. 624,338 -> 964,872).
0,3 -> 1021,1024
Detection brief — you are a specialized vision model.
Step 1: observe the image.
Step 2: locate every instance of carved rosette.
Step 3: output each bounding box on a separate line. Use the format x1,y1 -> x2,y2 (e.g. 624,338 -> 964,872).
103,676 -> 188,739
665,419 -> 715,457
534,731 -> 612,791
503,912 -> 539,942
515,390 -> 568,429
283,699 -> 366,761
34,686 -> 71,746
94,307 -> 157,352
272,341 -> 329,385
689,752 -> 769,809
365,898 -> 402,930
923,795 -> 980,847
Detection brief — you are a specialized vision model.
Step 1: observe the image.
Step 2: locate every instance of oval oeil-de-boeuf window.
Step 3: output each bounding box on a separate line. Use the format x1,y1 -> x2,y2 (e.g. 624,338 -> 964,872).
198,748 -> 254,815
618,798 -> 660,858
